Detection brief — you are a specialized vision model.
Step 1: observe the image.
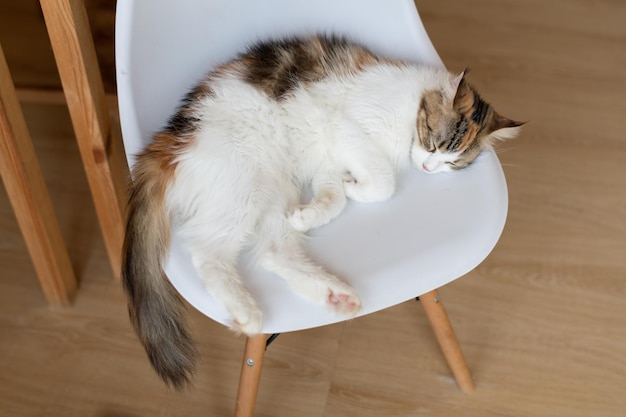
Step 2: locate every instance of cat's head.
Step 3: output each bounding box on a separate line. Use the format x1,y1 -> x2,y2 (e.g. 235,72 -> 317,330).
411,71 -> 524,174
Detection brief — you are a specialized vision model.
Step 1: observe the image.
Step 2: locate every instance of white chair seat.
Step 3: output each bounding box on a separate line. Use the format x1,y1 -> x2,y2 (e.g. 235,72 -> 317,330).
116,0 -> 508,334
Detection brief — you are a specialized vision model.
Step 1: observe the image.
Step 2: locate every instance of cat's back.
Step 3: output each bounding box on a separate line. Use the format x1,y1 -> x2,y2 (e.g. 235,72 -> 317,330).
166,35 -> 425,181
175,36 -> 384,156
235,35 -> 379,100
174,37 -> 369,132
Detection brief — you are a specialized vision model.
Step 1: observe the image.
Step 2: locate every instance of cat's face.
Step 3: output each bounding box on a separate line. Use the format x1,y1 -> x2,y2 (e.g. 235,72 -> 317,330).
411,73 -> 523,174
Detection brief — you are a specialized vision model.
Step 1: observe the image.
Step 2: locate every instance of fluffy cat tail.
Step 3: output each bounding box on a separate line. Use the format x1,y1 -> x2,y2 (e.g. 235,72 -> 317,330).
121,142 -> 196,389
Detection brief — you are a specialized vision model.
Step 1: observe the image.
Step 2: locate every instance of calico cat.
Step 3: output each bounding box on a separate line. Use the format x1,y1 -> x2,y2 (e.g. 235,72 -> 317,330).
122,35 -> 523,388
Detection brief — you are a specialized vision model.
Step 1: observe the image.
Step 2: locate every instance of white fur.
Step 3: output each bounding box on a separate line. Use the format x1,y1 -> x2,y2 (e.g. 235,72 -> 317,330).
411,142 -> 460,174
164,64 -> 456,334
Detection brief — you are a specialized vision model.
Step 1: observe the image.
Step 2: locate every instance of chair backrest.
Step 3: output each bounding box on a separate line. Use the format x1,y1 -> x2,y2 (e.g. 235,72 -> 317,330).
116,0 -> 508,334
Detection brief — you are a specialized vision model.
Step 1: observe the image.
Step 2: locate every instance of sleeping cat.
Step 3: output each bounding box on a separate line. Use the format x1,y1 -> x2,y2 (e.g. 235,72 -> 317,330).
122,35 -> 523,388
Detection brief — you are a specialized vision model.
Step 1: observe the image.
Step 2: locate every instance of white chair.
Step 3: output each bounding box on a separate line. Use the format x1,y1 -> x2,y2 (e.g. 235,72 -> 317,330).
116,1 -> 509,415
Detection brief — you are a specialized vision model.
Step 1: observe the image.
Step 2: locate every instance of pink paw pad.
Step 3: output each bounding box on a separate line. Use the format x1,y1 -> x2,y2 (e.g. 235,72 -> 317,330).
327,291 -> 361,316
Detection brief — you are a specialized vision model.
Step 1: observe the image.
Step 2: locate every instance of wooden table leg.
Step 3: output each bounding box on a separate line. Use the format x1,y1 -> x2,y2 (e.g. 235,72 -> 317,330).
39,0 -> 128,279
420,289 -> 475,393
0,43 -> 77,306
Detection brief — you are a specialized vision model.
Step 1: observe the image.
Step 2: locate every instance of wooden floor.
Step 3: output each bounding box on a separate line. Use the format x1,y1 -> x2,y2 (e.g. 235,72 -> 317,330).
1,0 -> 625,416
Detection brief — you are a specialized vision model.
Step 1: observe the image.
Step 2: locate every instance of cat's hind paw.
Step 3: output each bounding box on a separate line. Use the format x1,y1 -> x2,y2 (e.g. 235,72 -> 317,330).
327,287 -> 361,317
229,304 -> 263,336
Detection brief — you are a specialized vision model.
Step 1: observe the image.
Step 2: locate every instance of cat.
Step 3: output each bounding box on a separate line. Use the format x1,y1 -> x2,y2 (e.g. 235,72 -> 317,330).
122,34 -> 523,388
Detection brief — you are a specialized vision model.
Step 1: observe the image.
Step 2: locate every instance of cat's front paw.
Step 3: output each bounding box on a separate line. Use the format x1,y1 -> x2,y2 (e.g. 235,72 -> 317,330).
229,303 -> 263,336
343,178 -> 395,203
288,205 -> 316,232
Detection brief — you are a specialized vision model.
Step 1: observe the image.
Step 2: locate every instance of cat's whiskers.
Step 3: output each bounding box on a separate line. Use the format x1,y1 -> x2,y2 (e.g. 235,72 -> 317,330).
493,144 -> 518,155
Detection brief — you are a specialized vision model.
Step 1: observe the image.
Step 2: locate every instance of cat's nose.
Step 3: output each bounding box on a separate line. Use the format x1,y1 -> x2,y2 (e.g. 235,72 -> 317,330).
422,163 -> 432,172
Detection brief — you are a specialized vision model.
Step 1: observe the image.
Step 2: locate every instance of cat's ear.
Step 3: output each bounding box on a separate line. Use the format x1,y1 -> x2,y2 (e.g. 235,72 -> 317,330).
488,111 -> 526,141
451,69 -> 472,111
451,68 -> 469,93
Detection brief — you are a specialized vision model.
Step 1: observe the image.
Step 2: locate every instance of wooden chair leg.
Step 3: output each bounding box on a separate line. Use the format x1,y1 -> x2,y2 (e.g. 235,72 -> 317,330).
235,334 -> 268,417
420,289 -> 475,393
40,0 -> 128,279
0,43 -> 77,306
